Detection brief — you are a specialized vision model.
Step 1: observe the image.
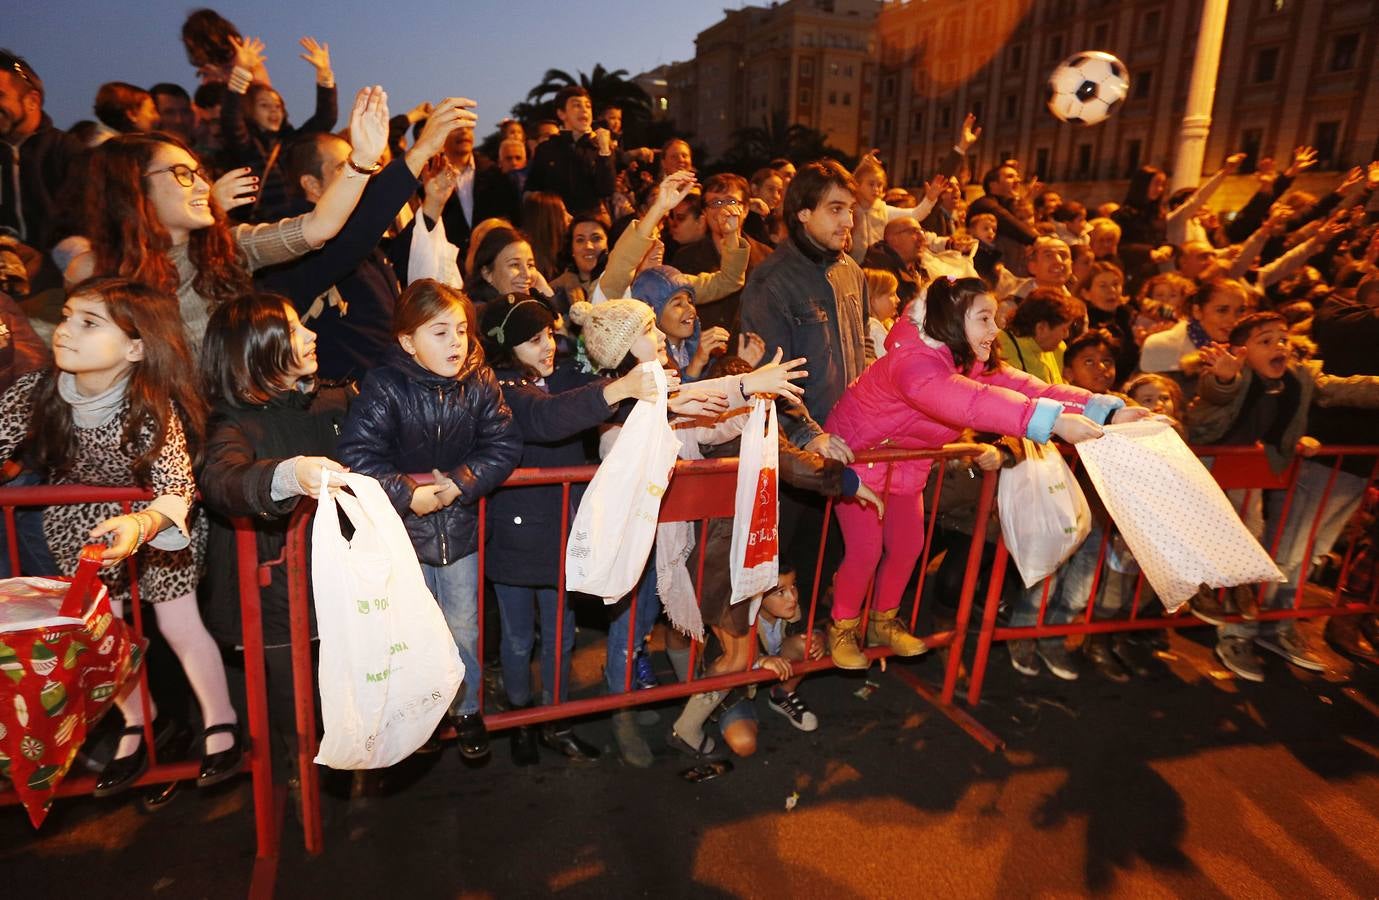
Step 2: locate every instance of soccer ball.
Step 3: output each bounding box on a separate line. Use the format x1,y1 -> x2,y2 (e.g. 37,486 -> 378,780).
1046,51 -> 1130,126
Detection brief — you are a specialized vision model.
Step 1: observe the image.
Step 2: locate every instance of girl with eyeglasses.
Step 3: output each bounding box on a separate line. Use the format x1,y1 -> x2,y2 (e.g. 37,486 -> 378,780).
66,86 -> 391,351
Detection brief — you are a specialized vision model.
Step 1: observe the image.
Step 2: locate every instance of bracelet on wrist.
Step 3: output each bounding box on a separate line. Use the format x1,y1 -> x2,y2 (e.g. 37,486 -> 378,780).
346,156 -> 384,177
228,66 -> 252,95
739,379 -> 751,402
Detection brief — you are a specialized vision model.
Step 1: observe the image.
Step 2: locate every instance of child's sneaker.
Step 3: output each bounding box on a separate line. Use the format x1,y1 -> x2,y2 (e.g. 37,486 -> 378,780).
1009,640 -> 1040,676
1255,628 -> 1326,672
633,653 -> 660,690
1215,636 -> 1265,682
768,689 -> 818,732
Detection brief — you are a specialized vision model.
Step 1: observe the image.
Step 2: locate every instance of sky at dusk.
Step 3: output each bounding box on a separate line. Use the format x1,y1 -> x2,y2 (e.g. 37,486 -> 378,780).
11,0 -> 731,135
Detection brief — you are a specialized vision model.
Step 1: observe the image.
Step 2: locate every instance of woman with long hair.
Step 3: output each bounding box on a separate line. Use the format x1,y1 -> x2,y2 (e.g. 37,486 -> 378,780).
520,191 -> 569,280
66,86 -> 391,348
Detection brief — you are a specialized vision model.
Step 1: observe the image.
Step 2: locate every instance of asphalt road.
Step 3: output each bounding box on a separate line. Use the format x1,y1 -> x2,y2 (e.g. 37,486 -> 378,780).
5,620 -> 1379,898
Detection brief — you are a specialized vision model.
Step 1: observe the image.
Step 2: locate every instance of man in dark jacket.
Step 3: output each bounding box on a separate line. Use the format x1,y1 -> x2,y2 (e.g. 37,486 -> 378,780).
524,85 -> 615,215
258,97 -> 472,381
434,124 -> 520,258
740,159 -> 869,427
671,173 -> 771,332
967,163 -> 1038,277
862,217 -> 925,307
0,50 -> 84,253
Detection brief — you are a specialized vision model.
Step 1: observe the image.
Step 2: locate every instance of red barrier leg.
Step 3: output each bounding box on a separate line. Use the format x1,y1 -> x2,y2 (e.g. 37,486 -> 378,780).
287,510 -> 323,855
966,539 -> 1010,706
235,523 -> 280,895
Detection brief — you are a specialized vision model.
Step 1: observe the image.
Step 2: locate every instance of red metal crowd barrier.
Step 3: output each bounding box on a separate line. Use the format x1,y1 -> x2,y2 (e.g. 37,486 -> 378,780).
0,485 -> 280,898
963,444 -> 1379,705
266,446 -> 1002,855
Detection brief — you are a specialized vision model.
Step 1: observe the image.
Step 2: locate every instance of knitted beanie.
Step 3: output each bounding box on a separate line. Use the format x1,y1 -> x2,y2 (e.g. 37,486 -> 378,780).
479,292 -> 555,351
568,298 -> 655,369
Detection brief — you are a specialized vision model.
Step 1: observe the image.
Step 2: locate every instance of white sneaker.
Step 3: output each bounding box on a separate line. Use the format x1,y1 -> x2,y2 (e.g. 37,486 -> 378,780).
768,690 -> 819,732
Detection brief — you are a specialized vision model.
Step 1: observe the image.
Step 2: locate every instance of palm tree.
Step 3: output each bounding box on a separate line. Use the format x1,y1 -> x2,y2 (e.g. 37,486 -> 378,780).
525,64 -> 653,122
720,111 -> 854,171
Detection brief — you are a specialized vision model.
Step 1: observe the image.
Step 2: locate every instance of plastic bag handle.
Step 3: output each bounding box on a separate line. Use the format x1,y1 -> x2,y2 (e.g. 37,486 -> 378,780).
60,544 -> 107,619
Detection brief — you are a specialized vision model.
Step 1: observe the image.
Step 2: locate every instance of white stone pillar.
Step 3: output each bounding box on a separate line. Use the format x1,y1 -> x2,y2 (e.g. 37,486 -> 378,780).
1170,0 -> 1230,192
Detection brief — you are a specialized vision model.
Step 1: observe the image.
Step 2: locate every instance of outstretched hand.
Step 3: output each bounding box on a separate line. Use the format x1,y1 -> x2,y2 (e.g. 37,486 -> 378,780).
298,36 -> 332,80
348,86 -> 390,169
958,112 -> 982,152
652,170 -> 699,215
741,348 -> 807,403
212,167 -> 257,211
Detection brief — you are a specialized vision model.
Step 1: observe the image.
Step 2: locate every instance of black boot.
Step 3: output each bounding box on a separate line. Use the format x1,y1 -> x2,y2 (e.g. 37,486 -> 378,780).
509,708 -> 540,767
539,722 -> 601,764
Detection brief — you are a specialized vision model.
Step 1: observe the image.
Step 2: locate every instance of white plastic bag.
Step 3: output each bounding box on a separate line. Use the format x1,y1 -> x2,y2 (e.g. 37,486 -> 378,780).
919,243 -> 979,281
730,397 -> 779,606
566,363 -> 680,602
311,471 -> 462,769
407,211 -> 463,289
1074,418 -> 1284,612
998,439 -> 1092,588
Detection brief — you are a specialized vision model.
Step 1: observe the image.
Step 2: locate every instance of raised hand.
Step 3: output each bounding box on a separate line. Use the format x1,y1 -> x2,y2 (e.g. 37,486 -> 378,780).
652,170 -> 699,214
924,173 -> 948,202
958,112 -> 982,152
348,85 -> 390,169
298,36 -> 332,81
741,348 -> 807,402
693,326 -> 730,368
408,96 -> 478,168
211,167 -> 258,212
230,35 -> 266,73
1285,145 -> 1317,178
421,158 -> 458,219
1198,343 -> 1246,382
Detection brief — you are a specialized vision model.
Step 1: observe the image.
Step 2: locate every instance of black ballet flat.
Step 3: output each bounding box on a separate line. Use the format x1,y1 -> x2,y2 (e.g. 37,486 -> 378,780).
197,723 -> 244,788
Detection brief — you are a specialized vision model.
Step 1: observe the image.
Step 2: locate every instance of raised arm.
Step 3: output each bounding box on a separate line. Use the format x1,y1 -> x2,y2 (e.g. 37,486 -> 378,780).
298,85 -> 390,248
294,37 -> 339,135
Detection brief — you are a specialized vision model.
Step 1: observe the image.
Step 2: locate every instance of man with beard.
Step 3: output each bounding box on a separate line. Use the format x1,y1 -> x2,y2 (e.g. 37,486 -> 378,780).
0,50 -> 83,253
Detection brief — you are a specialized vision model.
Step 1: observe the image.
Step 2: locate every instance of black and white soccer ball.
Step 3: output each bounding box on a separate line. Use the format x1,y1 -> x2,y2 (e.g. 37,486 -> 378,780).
1046,51 -> 1130,126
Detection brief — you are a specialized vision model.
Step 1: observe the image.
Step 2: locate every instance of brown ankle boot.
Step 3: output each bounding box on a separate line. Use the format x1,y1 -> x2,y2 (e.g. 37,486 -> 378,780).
827,617 -> 869,670
865,608 -> 928,657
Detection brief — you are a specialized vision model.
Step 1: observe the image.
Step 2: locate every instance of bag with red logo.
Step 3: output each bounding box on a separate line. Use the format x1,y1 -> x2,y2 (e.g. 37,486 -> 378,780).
0,546 -> 143,827
730,397 -> 780,606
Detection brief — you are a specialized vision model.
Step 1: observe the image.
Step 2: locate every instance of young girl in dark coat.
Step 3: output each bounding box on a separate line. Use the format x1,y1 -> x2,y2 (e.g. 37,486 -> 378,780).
198,292 -> 352,777
337,280 -> 522,761
479,292 -> 660,766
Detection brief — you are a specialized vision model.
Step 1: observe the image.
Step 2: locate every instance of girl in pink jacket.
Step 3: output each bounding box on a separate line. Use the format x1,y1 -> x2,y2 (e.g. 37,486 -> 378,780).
822,276 -> 1144,667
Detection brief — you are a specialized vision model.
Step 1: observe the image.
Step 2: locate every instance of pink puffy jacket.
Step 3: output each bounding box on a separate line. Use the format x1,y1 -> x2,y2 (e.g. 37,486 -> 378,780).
824,317 -> 1123,495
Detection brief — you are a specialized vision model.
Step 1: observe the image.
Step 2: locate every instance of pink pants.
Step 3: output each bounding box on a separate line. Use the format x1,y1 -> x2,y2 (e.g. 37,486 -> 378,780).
832,491 -> 926,621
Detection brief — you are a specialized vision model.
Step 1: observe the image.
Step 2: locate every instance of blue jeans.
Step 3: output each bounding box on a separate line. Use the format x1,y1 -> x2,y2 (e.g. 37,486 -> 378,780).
605,561 -> 661,694
1266,460 -> 1368,609
0,470 -> 57,577
494,584 -> 574,706
421,552 -> 481,716
1009,527 -> 1106,649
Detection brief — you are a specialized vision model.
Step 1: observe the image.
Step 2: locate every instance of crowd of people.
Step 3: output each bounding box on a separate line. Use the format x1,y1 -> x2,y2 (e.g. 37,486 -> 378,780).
2,8 -> 1379,805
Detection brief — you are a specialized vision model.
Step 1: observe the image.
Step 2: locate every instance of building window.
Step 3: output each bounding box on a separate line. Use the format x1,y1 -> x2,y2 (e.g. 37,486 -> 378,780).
1132,70 -> 1152,100
1239,128 -> 1263,172
880,116 -> 892,139
1253,46 -> 1279,83
800,59 -> 814,77
1329,33 -> 1359,72
971,100 -> 984,122
842,92 -> 851,106
1007,43 -> 1025,69
1035,147 -> 1051,179
1076,143 -> 1093,177
1314,120 -> 1340,167
912,110 -> 924,132
939,105 -> 953,129
844,64 -> 854,77
908,158 -> 921,183
1140,9 -> 1162,42
800,88 -> 812,105
830,62 -> 840,76
1002,93 -> 1018,121
1047,33 -> 1065,62
883,75 -> 896,98
1092,22 -> 1110,47
828,91 -> 838,105
1124,139 -> 1142,176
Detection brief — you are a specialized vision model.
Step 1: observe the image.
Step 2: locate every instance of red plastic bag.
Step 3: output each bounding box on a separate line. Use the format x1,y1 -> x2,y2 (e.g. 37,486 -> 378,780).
0,546 -> 143,827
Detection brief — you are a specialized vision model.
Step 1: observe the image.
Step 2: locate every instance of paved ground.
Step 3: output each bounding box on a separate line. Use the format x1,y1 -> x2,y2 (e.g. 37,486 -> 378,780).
5,618 -> 1379,899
